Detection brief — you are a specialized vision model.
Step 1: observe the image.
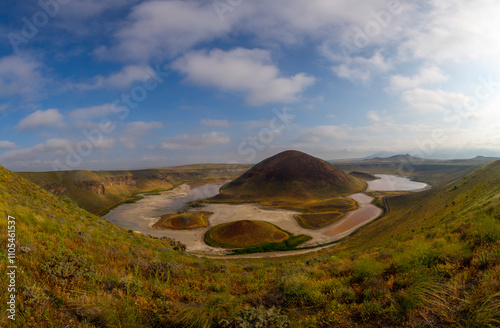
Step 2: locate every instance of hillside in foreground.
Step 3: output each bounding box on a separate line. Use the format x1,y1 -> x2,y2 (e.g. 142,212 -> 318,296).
1,160 -> 500,327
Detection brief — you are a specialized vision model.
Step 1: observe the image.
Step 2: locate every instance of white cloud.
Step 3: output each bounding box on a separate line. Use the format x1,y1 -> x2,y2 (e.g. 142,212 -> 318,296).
387,65 -> 449,92
17,109 -> 67,131
367,110 -> 382,122
103,0 -> 231,61
73,65 -> 155,90
402,88 -> 470,113
0,137 -> 115,170
1,138 -> 72,161
59,0 -> 140,20
0,56 -> 44,98
0,141 -> 17,150
70,103 -> 115,120
398,1 -> 500,62
160,132 -> 230,150
124,121 -> 163,134
296,125 -> 354,144
332,52 -> 392,83
172,48 -> 315,105
120,121 -> 163,149
200,119 -> 230,128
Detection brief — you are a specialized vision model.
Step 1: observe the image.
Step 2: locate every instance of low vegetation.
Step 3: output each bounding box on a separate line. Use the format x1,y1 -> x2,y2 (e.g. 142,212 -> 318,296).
153,211 -> 213,230
1,159 -> 500,327
205,220 -> 290,248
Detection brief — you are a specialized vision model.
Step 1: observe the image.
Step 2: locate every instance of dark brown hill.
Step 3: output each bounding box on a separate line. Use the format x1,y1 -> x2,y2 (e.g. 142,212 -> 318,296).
217,150 -> 365,201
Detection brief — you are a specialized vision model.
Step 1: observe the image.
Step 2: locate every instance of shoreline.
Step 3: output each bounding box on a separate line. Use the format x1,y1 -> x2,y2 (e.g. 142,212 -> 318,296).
103,174 -> 429,258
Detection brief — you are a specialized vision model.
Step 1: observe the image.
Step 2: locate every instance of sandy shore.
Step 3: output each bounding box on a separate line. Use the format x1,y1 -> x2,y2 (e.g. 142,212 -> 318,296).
103,183 -> 383,256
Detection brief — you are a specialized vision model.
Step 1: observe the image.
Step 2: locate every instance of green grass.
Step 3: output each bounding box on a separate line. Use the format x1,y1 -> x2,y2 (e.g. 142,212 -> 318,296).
204,220 -> 291,248
230,234 -> 313,255
2,160 -> 500,327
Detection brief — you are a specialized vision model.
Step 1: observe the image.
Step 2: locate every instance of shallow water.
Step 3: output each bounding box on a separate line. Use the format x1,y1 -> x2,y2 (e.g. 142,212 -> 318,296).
322,193 -> 382,238
367,174 -> 428,191
103,184 -> 221,232
102,175 -> 426,254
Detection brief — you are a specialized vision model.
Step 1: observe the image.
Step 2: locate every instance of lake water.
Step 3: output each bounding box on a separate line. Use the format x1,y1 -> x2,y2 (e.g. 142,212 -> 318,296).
367,174 -> 428,191
102,174 -> 428,254
103,184 -> 221,233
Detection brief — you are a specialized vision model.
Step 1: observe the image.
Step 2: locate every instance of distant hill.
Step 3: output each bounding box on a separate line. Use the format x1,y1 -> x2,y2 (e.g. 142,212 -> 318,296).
17,164 -> 250,214
349,171 -> 379,181
217,150 -> 365,201
332,154 -> 500,186
363,154 -> 424,163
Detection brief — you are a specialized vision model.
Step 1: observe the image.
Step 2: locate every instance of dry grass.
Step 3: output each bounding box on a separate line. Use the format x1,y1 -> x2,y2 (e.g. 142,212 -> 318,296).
153,211 -> 212,230
205,220 -> 289,248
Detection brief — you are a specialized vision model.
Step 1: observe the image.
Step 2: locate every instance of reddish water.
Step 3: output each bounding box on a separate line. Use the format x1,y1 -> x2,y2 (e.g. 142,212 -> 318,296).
324,204 -> 381,236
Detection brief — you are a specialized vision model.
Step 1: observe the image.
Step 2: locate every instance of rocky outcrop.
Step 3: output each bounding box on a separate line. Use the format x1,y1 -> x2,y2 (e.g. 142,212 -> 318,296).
43,183 -> 66,195
76,181 -> 105,194
103,176 -> 139,187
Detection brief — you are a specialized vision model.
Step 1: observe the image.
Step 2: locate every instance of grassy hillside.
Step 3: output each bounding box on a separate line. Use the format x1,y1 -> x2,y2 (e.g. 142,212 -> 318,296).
1,161 -> 500,327
18,164 -> 249,215
333,155 -> 499,186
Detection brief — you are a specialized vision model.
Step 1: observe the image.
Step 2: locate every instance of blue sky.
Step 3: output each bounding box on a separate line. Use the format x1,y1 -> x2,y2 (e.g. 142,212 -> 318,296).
1,0 -> 500,171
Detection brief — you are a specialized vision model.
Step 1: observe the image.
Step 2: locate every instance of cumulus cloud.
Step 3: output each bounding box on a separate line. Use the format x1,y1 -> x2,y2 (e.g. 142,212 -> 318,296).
332,52 -> 392,83
17,109 -> 67,131
1,138 -> 72,161
101,0 -> 231,61
398,0 -> 500,62
367,110 -> 382,122
72,65 -> 155,90
160,132 -> 230,150
0,137 -> 115,170
295,125 -> 355,144
0,56 -> 44,98
172,48 -> 315,105
70,103 -> 116,120
120,121 -> 163,149
0,141 -> 17,150
387,65 -> 449,92
124,121 -> 163,134
200,119 -> 230,128
402,88 -> 470,113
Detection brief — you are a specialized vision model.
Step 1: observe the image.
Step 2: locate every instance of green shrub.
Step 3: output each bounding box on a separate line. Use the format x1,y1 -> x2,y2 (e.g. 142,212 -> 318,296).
41,251 -> 95,285
281,274 -> 327,306
231,305 -> 289,328
352,257 -> 385,282
472,213 -> 500,245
